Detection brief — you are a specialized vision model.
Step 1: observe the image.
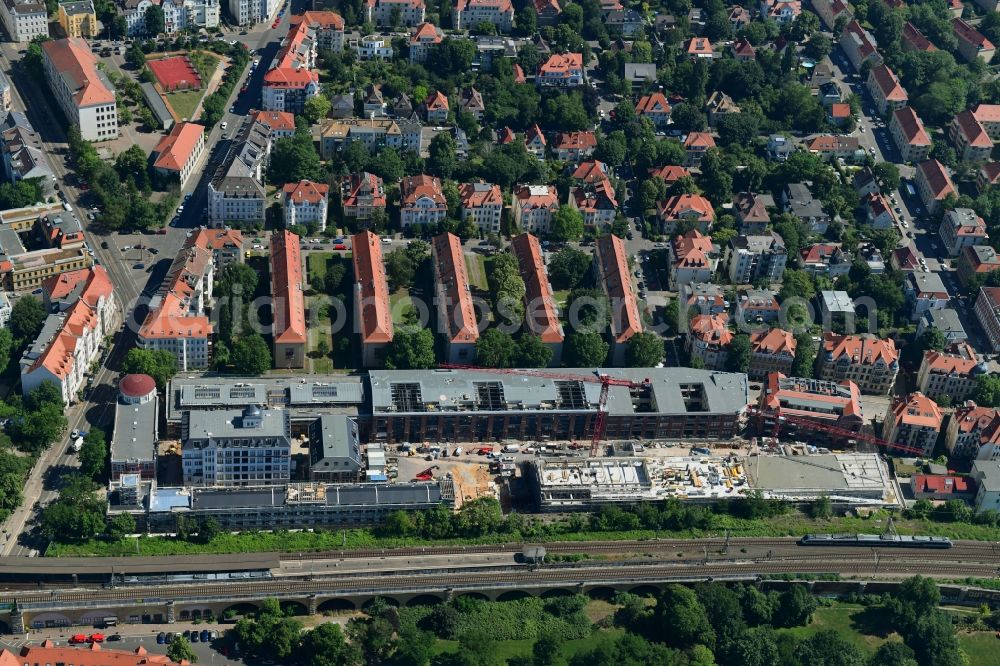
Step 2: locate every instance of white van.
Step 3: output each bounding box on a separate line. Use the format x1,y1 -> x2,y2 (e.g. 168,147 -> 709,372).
71,436 -> 84,452
501,444 -> 521,453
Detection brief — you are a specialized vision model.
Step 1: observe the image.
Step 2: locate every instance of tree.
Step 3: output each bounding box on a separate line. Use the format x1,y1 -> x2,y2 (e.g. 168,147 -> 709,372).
297,623 -> 362,666
533,634 -> 566,666
626,332 -> 664,367
873,162 -> 901,192
39,474 -> 104,543
303,94 -> 332,124
167,636 -> 197,663
489,252 -> 526,326
549,206 -> 585,242
106,512 -> 136,541
547,247 -> 592,290
910,611 -> 963,666
724,627 -> 778,666
428,133 -> 457,179
868,642 -> 917,666
696,583 -> 746,647
792,630 -> 866,666
347,615 -> 396,665
564,331 -> 609,367
973,374 -> 1000,407
515,334 -> 553,368
476,329 -> 518,368
26,381 -> 63,411
778,269 -> 816,301
268,127 -> 324,185
773,585 -> 817,629
725,334 -> 751,373
233,599 -> 304,663
654,584 -> 715,650
790,332 -> 817,377
9,295 -> 45,342
115,145 -> 151,191
670,103 -> 707,132
231,335 -> 271,376
122,348 -> 178,390
143,4 -> 165,35
808,494 -> 832,519
79,428 -> 107,481
385,329 -> 437,369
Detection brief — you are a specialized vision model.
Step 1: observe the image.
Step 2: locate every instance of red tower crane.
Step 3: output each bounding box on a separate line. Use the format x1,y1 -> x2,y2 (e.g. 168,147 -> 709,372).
439,365 -> 650,456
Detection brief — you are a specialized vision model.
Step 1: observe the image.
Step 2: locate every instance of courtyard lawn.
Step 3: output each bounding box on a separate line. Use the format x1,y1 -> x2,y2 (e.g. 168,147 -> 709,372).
165,90 -> 205,121
465,252 -> 488,290
390,289 -> 416,326
307,252 -> 334,283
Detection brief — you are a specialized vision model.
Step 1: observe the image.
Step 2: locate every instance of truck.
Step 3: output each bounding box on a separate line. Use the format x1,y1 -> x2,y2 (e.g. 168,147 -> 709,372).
501,444 -> 521,453
71,436 -> 84,453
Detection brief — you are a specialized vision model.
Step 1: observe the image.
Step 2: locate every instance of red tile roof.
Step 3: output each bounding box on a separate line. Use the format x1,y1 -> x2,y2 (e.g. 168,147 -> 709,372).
953,17 -> 994,50
974,104 -> 1000,124
690,312 -> 733,347
410,21 -> 443,44
572,160 -> 609,184
823,332 -> 899,366
425,90 -> 449,111
890,391 -> 942,429
658,193 -> 714,223
401,174 -> 446,206
684,131 -> 716,149
291,9 -> 345,30
282,179 -> 330,205
459,181 -> 502,208
270,230 -> 307,345
511,233 -> 564,344
152,122 -> 204,172
553,131 -> 597,151
830,103 -> 851,119
671,229 -> 715,269
917,159 -> 956,200
750,327 -> 797,355
869,64 -> 907,102
2,642 -> 184,666
649,165 -> 690,183
42,37 -> 116,107
595,234 -> 642,344
250,109 -> 297,134
539,52 -> 583,76
953,110 -> 993,148
432,232 -> 479,345
636,92 -> 671,115
913,474 -> 971,494
902,22 -> 935,51
686,37 -> 713,55
352,230 -> 393,345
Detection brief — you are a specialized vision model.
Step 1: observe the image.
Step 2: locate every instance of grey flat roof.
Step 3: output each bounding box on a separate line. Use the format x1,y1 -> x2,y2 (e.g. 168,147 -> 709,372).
325,483 -> 443,505
923,308 -> 965,335
0,553 -> 278,575
369,367 -> 748,416
185,407 -> 290,441
745,454 -> 887,492
821,290 -> 854,313
140,82 -> 174,128
169,375 -> 364,421
153,482 -> 444,512
193,487 -> 287,509
314,414 -> 359,460
973,460 -> 1000,491
111,395 -> 157,463
0,226 -> 25,258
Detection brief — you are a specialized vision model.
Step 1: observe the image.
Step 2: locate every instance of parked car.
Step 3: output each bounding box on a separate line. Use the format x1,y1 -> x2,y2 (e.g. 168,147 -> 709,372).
200,630 -> 211,642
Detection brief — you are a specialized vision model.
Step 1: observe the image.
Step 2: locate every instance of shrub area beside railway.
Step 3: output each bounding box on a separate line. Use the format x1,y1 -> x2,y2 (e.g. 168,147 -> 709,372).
47,495 -> 1000,557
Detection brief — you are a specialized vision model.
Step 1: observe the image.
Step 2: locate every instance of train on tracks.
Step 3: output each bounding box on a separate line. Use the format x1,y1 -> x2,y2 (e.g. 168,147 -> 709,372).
799,534 -> 953,549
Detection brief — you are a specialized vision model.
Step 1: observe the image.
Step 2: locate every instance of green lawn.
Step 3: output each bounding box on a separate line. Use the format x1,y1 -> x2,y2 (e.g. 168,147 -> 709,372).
165,89 -> 205,121
775,604 -> 893,655
957,632 -> 1000,664
553,289 -> 570,310
307,252 -> 334,283
431,628 -> 627,662
465,252 -> 488,290
390,289 -> 416,326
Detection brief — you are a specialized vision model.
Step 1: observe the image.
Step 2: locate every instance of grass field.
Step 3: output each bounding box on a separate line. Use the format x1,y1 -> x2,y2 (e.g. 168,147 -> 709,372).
465,252 -> 488,290
390,290 -> 416,326
306,252 -> 334,283
957,631 -> 1000,664
431,628 -> 628,662
165,89 -> 205,121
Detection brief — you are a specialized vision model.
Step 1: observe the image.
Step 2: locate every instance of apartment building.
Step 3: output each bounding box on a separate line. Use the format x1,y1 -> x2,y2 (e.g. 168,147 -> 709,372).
657,193 -> 715,234
805,134 -> 860,160
883,392 -> 943,457
552,131 -> 597,162
20,266 -> 117,406
409,21 -> 442,63
512,184 -> 558,234
800,242 -> 851,278
938,207 -> 988,258
431,232 -> 479,363
863,192 -> 895,230
973,104 -> 1000,142
182,406 -> 291,486
269,230 -> 306,369
400,174 -> 447,227
748,327 -> 796,380
293,10 -> 344,51
915,159 -> 956,215
818,332 -> 900,395
511,233 -> 563,365
953,18 -> 995,63
668,229 -> 718,289
974,286 -> 1000,352
733,191 -> 772,234
459,182 -> 502,234
317,117 -> 422,158
137,233 -> 214,371
308,415 -> 362,483
866,64 -> 907,115
949,110 -> 994,163
537,52 -> 585,87
905,270 -> 950,321
889,107 -> 932,163
352,230 -> 393,367
282,179 -> 329,230
110,373 -> 158,482
902,21 -> 935,51
341,172 -> 386,221
458,87 -> 485,120
262,18 -> 320,114
979,162 -> 1000,192
151,122 -> 205,188
227,0 -> 279,26
635,92 -> 671,128
0,0 -> 48,42
41,38 -> 117,142
958,244 -> 1000,286
757,372 -> 864,446
57,0 -> 96,38
947,402 -> 1000,459
725,232 -> 787,284
364,0 -> 426,26
453,0 -> 513,31
737,289 -> 782,324
917,342 -> 987,402
208,115 -> 270,226
840,20 -> 881,71
126,0 -> 220,35
249,109 -> 296,139
811,0 -> 850,29
596,233 -> 642,365
2,247 -> 92,292
759,0 -> 799,22
684,131 -> 716,166
352,34 -> 392,59
687,312 -> 732,370
570,179 -> 617,229
781,182 -> 830,233
1,112 -> 55,191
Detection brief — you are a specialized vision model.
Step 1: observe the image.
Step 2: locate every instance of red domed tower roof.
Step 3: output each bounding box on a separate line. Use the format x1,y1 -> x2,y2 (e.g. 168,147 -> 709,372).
119,373 -> 156,398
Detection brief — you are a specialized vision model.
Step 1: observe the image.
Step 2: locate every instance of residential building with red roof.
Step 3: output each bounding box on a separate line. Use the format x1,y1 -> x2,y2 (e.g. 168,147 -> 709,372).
687,312 -> 733,370
975,286 -> 1000,352
892,245 -> 921,272
341,172 -> 386,221
958,244 -> 1000,286
513,63 -> 526,83
915,159 -> 956,215
0,642 -> 185,666
939,207 -> 989,256
978,161 -> 1000,192
459,181 -> 503,233
137,232 -> 215,370
290,10 -> 346,51
41,38 -> 117,142
534,0 -> 561,24
511,233 -> 564,363
352,230 -> 393,367
364,0 -> 426,26
748,327 -> 796,379
759,0 -> 800,23
949,110 -> 994,163
827,103 -> 851,126
497,126 -> 516,145
152,122 -> 205,188
525,123 -> 547,158
249,109 -> 297,139
947,401 -> 1000,458
400,175 -> 447,227
685,37 -> 714,58
805,134 -> 860,159
667,229 -> 718,288
902,21 -> 936,52
283,179 -> 330,230
911,474 -> 976,500
512,184 -> 559,233
917,341 -> 987,402
270,229 -> 306,369
683,131 -> 715,165
866,64 -> 907,115
737,288 -> 782,325
572,159 -> 610,184
973,103 -> 1000,139
262,18 -> 321,113
649,164 -> 690,186
453,0 -> 513,31
757,372 -> 864,445
432,232 -> 479,362
953,17 -> 995,63
20,265 -> 117,405
569,178 -> 617,228
839,20 -> 881,71
595,233 -> 642,365
423,90 -> 450,123
883,392 -> 942,456
864,192 -> 896,230
459,87 -> 485,120
635,92 -> 671,128
733,192 -> 773,234
537,52 -> 585,86
552,131 -> 597,162
812,0 -> 851,30
800,242 -> 851,278
656,193 -> 715,234
409,21 -> 443,63
888,107 -> 932,163
819,332 -> 899,395
731,37 -> 755,61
